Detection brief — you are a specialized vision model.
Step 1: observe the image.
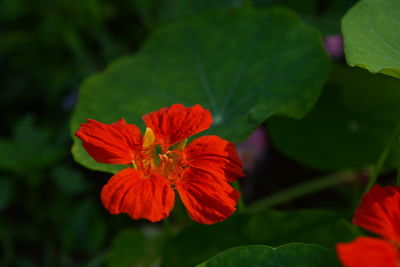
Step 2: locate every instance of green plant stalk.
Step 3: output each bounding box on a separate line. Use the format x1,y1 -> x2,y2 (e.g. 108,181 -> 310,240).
249,171 -> 355,212
233,180 -> 246,212
364,122 -> 400,195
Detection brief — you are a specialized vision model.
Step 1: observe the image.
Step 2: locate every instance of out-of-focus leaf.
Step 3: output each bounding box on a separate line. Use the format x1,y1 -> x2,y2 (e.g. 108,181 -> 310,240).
71,7 -> 330,173
197,243 -> 340,267
254,0 -> 318,14
51,165 -> 88,195
268,64 -> 400,170
161,209 -> 360,267
155,0 -> 242,22
107,227 -> 161,267
0,176 -> 13,211
342,0 -> 400,78
141,0 -> 354,34
61,199 -> 106,254
0,139 -> 19,172
0,116 -> 62,177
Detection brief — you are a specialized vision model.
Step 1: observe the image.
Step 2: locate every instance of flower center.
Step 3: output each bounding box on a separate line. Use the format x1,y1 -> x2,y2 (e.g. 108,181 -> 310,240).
132,127 -> 187,181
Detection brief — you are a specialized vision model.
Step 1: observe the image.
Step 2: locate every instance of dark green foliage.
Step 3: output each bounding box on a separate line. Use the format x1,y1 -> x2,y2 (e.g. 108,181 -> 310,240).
161,209 -> 360,267
2,0 -> 400,266
269,64 -> 400,169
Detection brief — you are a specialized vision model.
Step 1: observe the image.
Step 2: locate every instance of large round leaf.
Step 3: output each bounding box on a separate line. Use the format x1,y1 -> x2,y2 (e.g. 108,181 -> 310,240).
197,244 -> 340,267
70,7 -> 330,173
161,209 -> 360,267
269,64 -> 400,170
342,0 -> 400,78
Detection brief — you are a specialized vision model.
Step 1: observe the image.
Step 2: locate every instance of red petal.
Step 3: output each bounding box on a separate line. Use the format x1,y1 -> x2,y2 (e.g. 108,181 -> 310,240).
75,119 -> 142,164
337,237 -> 399,267
353,185 -> 400,243
176,168 -> 240,225
184,135 -> 244,182
142,104 -> 212,146
101,168 -> 175,222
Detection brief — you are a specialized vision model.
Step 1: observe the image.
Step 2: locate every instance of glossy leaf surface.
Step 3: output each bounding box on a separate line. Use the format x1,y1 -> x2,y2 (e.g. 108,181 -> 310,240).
70,7 -> 330,173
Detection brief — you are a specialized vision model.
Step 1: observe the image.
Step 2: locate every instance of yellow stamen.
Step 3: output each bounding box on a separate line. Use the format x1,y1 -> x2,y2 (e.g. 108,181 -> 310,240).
143,127 -> 155,148
142,127 -> 157,168
132,160 -> 137,169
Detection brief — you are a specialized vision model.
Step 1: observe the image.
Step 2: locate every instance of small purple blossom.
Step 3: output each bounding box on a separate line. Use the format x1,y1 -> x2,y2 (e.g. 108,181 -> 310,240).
324,35 -> 344,60
237,127 -> 267,174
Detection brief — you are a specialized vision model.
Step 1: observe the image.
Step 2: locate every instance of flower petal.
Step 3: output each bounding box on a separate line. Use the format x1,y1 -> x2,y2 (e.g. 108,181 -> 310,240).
176,168 -> 239,225
336,237 -> 399,267
353,185 -> 400,243
101,168 -> 175,222
184,135 -> 244,182
142,104 -> 212,146
75,119 -> 142,164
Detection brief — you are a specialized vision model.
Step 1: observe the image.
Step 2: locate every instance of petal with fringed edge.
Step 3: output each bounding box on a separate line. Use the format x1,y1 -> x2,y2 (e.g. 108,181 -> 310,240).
142,104 -> 212,146
337,237 -> 399,267
75,119 -> 143,165
101,168 -> 175,222
353,185 -> 400,243
176,168 -> 239,225
184,135 -> 244,182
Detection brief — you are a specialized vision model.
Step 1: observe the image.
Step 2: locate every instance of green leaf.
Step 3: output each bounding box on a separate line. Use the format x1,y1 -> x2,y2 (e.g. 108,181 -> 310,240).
254,0 -> 318,14
61,199 -> 106,254
51,165 -> 88,195
0,116 -> 62,176
161,209 -> 360,267
0,139 -> 18,172
268,64 -> 400,170
197,243 -> 340,267
71,7 -> 330,173
154,0 -> 242,22
342,0 -> 400,78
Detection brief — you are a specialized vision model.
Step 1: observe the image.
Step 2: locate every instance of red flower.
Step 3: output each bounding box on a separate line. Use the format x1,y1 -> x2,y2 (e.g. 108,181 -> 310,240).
336,185 -> 400,267
75,104 -> 244,224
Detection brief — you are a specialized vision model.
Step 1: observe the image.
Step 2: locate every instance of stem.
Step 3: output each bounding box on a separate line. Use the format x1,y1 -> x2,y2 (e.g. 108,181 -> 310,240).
364,122 -> 400,194
233,180 -> 245,211
249,171 -> 355,212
